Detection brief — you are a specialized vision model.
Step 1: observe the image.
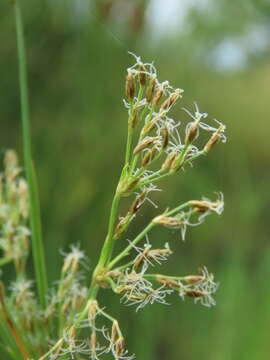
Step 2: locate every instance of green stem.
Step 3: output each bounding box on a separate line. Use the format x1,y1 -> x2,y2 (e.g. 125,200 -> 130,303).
184,150 -> 205,165
0,257 -> 13,267
38,339 -> 63,360
125,129 -> 134,165
136,171 -> 170,188
108,222 -> 155,269
96,193 -> 121,269
165,201 -> 190,217
108,201 -> 190,270
14,0 -> 48,307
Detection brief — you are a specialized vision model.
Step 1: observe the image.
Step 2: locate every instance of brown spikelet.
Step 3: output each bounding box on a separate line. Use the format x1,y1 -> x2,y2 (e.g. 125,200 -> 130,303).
185,123 -> 198,144
141,119 -> 157,137
188,200 -> 210,213
139,64 -> 146,86
141,147 -> 157,167
160,89 -> 183,110
185,290 -> 204,298
203,125 -> 225,153
161,127 -> 169,149
152,215 -> 182,228
125,71 -> 135,100
152,87 -> 164,106
146,76 -> 157,102
161,151 -> 178,171
128,108 -> 139,129
133,137 -> 157,154
129,190 -> 147,214
115,337 -> 125,356
184,275 -> 205,284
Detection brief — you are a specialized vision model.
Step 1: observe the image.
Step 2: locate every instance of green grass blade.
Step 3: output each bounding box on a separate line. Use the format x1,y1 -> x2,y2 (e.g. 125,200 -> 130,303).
14,0 -> 48,307
0,312 -> 24,360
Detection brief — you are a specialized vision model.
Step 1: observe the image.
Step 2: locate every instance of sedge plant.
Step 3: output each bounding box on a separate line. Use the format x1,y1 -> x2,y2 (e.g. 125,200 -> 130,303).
0,1 -> 226,359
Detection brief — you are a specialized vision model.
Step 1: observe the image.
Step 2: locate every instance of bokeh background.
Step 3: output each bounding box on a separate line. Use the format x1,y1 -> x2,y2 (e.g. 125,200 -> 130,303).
1,0 -> 270,359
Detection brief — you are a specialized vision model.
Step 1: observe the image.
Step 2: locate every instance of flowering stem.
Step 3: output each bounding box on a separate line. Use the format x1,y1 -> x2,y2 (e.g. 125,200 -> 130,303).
125,127 -> 134,166
94,193 -> 121,269
108,201 -> 191,270
88,89 -> 147,296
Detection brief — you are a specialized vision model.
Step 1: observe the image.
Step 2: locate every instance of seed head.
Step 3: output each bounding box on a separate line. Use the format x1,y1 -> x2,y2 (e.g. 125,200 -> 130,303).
185,122 -> 199,144
152,215 -> 183,228
141,147 -> 157,168
146,75 -> 157,102
203,124 -> 226,153
189,192 -> 224,216
152,83 -> 166,106
160,88 -> 183,111
115,337 -> 125,356
161,127 -> 169,149
139,64 -> 146,86
125,70 -> 135,100
88,299 -> 98,324
133,137 -> 158,155
161,151 -> 178,171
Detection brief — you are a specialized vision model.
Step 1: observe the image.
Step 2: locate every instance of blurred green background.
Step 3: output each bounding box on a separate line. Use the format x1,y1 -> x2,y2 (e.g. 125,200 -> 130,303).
1,0 -> 270,359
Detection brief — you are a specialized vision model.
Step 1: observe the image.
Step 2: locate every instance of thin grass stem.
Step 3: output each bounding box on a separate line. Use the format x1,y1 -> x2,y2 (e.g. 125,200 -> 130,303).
14,0 -> 48,307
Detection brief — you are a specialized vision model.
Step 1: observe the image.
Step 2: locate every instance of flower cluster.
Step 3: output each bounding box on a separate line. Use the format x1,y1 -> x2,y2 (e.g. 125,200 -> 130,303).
117,53 -> 226,197
0,54 -> 226,360
90,54 -> 225,318
50,300 -> 135,360
0,151 -> 30,273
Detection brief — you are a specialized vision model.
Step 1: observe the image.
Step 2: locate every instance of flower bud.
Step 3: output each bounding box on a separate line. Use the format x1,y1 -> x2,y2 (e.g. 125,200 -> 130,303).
128,108 -> 139,129
161,151 -> 177,171
133,137 -> 158,155
139,64 -> 146,86
69,326 -> 76,340
160,89 -> 183,111
88,300 -> 98,324
152,86 -> 164,106
115,337 -> 125,356
141,120 -> 156,137
141,147 -> 157,167
111,320 -> 121,344
125,71 -> 135,100
161,127 -> 169,149
184,275 -> 205,284
114,214 -> 133,239
129,190 -> 147,214
203,124 -> 226,153
146,76 -> 157,102
152,215 -> 182,228
185,289 -> 204,298
185,123 -> 199,145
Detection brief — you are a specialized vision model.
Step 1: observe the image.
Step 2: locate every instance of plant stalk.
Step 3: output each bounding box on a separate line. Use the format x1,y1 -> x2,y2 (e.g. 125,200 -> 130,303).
14,0 -> 48,307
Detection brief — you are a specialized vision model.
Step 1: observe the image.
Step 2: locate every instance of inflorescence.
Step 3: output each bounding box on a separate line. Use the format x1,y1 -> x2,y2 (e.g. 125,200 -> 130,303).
0,54 -> 226,360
